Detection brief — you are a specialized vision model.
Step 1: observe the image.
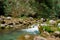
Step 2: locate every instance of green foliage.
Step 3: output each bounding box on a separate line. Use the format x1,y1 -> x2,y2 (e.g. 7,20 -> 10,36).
3,0 -> 12,16
1,0 -> 60,18
42,26 -> 54,33
57,27 -> 60,31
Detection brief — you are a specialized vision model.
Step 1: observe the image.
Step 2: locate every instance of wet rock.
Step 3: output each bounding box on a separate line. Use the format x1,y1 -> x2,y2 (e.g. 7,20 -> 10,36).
22,24 -> 40,34
34,36 -> 47,40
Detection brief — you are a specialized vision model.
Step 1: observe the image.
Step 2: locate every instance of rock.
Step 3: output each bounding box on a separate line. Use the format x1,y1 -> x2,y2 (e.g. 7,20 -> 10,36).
9,25 -> 14,28
19,21 -> 23,24
43,31 -> 50,36
57,23 -> 60,27
0,16 -> 5,20
8,23 -> 13,25
21,24 -> 40,34
1,21 -> 5,24
0,27 -> 5,29
15,21 -> 20,25
24,35 -> 30,39
53,31 -> 60,37
54,31 -> 60,34
34,36 -> 47,40
49,20 -> 56,25
41,18 -> 46,22
6,17 -> 12,20
0,18 -> 2,20
30,24 -> 39,28
40,23 -> 48,26
0,24 -> 7,29
0,24 -> 7,27
29,17 -> 33,21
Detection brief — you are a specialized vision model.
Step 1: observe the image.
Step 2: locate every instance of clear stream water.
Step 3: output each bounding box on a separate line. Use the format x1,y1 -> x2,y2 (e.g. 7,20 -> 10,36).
0,24 -> 40,40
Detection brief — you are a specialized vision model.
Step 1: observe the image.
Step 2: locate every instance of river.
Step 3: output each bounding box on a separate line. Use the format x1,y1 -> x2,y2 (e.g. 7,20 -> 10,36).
0,24 -> 40,40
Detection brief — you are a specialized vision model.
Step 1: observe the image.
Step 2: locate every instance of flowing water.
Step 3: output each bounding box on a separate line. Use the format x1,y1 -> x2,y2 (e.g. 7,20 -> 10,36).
0,24 -> 40,40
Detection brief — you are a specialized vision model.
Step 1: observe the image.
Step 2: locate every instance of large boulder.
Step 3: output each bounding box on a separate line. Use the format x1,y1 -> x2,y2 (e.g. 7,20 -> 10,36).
49,20 -> 56,26
57,23 -> 60,27
53,31 -> 60,38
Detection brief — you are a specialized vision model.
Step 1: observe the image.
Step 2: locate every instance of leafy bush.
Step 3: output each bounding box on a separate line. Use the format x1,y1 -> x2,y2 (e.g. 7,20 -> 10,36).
1,0 -> 60,18
42,26 -> 54,33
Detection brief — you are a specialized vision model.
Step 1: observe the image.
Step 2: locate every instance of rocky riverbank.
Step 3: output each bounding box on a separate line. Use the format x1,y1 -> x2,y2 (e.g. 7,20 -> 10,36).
0,16 -> 38,33
0,16 -> 60,40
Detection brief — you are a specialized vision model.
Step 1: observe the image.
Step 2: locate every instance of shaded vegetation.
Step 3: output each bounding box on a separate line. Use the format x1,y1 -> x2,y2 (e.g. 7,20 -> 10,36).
0,1 -> 5,15
0,0 -> 59,19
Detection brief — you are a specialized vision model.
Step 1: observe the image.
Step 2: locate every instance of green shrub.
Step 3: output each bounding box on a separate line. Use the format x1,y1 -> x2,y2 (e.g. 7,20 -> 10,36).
42,26 -> 54,33
1,0 -> 60,18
